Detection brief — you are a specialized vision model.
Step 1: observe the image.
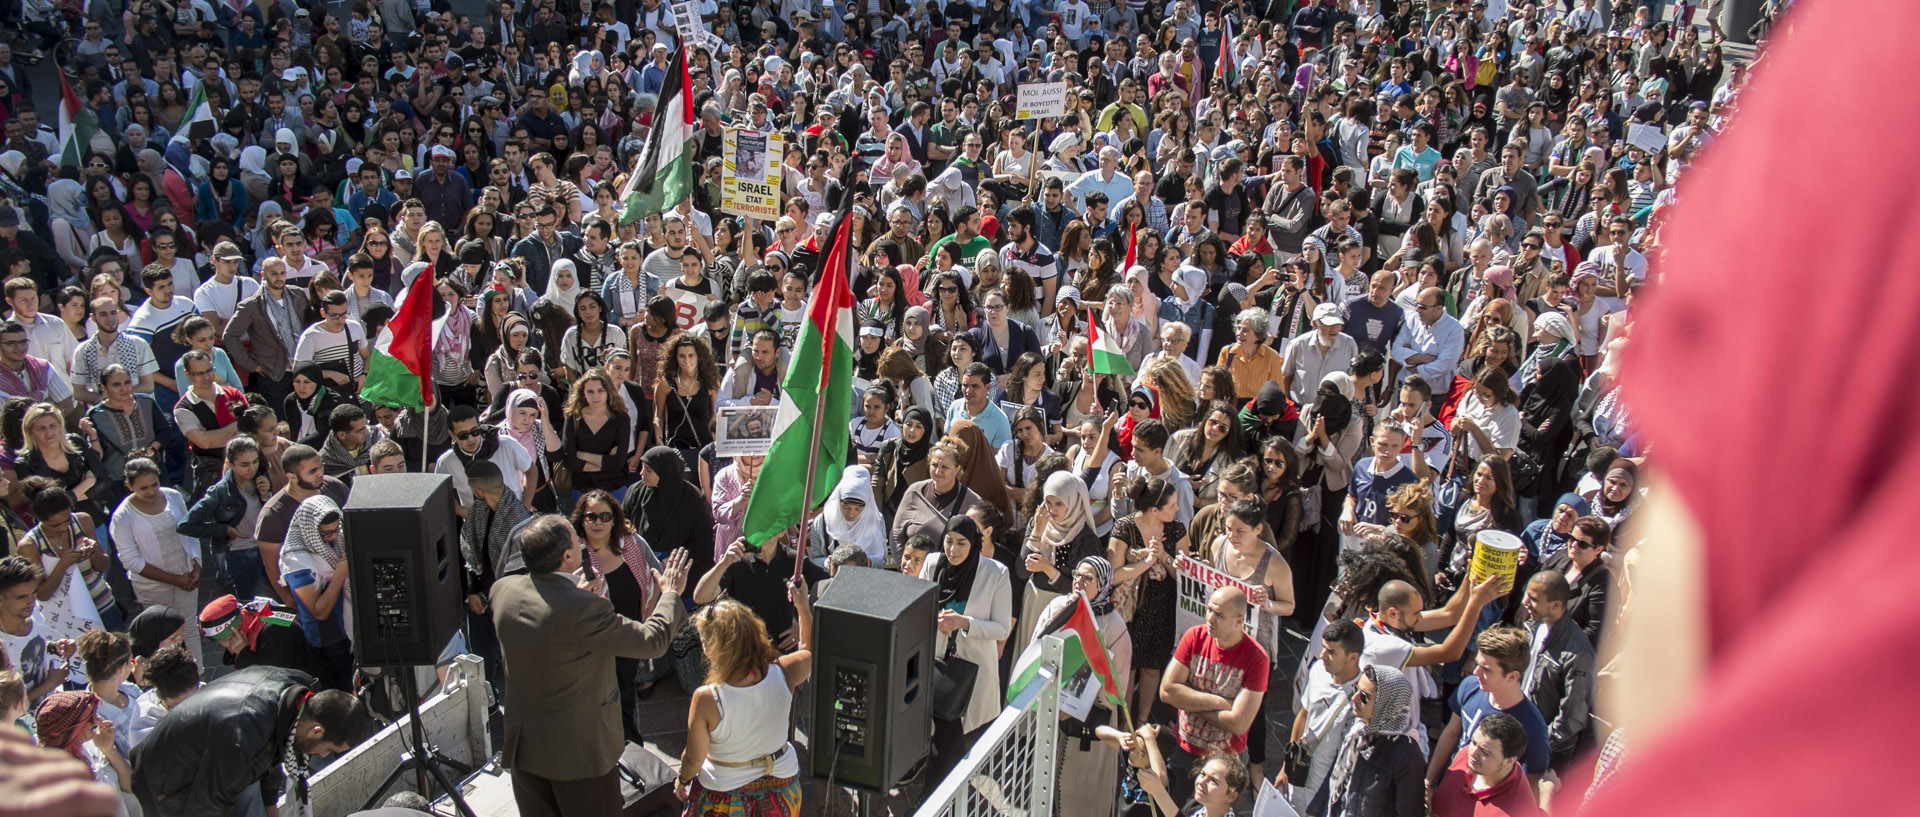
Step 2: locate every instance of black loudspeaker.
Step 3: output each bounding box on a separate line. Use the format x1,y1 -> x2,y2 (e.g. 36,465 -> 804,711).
808,567 -> 937,793
343,473 -> 464,668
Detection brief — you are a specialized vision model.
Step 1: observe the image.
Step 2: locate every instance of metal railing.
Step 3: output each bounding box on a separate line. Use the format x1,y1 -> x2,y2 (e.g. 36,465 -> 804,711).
912,636 -> 1066,817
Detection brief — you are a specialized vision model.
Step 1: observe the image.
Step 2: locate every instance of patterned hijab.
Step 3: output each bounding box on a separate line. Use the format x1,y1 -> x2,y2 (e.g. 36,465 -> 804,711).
1325,665 -> 1417,817
1078,555 -> 1115,616
33,691 -> 100,766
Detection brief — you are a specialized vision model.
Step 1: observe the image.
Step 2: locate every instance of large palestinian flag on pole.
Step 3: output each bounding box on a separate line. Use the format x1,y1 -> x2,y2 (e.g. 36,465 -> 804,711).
619,47 -> 696,224
737,202 -> 857,546
361,264 -> 436,411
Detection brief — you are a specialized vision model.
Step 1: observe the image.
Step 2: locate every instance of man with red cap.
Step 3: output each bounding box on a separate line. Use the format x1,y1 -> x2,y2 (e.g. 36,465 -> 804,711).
199,594 -> 318,679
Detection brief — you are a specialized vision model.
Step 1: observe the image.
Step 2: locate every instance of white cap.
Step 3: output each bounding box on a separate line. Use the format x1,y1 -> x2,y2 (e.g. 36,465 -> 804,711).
430,145 -> 456,159
1312,302 -> 1344,327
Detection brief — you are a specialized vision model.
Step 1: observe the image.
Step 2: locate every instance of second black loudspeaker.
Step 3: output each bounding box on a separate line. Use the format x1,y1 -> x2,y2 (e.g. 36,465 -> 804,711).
343,473 -> 464,668
808,567 -> 936,793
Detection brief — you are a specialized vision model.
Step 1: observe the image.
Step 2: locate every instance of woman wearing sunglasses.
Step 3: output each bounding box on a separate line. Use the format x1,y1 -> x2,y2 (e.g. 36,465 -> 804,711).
571,490 -> 669,744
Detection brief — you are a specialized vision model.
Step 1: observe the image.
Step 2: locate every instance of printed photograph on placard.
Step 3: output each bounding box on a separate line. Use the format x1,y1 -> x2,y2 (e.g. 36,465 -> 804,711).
716,405 -> 778,457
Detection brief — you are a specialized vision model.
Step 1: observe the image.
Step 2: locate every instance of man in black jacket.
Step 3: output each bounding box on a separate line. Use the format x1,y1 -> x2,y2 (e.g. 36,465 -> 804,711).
130,666 -> 371,817
1520,569 -> 1597,772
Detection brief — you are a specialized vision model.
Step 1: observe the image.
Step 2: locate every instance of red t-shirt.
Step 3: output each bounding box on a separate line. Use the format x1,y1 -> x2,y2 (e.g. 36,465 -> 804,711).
1432,746 -> 1543,817
1171,624 -> 1270,756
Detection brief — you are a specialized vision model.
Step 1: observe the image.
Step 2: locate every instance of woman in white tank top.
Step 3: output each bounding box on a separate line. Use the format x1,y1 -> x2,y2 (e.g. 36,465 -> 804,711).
676,594 -> 814,816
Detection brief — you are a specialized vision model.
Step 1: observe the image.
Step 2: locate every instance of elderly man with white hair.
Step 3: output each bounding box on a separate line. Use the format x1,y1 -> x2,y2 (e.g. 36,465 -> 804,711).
1067,144 -> 1132,212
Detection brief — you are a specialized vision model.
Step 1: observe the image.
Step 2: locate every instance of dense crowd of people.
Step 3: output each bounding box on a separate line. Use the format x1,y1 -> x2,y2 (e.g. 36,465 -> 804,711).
0,0 -> 1771,813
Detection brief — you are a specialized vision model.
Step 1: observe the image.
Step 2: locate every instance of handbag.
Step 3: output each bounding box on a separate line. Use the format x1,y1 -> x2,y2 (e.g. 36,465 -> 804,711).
1282,672 -> 1350,784
930,631 -> 979,723
1507,449 -> 1543,495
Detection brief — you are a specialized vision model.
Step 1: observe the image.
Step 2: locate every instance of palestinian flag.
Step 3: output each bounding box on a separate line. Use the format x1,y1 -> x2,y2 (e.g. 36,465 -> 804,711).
1215,15 -> 1236,90
619,47 -> 696,224
169,82 -> 216,148
738,194 -> 857,546
1088,307 -> 1135,378
1007,594 -> 1127,712
56,73 -> 97,169
1122,224 -> 1138,270
361,263 -> 436,411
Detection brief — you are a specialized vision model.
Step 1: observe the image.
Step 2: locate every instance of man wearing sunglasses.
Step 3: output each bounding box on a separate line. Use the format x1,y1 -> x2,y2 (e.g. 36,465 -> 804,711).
1390,287 -> 1465,401
435,404 -> 534,514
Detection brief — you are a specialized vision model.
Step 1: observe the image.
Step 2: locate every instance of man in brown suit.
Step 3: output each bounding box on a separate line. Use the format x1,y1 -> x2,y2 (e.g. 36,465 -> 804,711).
221,255 -> 309,411
490,514 -> 690,817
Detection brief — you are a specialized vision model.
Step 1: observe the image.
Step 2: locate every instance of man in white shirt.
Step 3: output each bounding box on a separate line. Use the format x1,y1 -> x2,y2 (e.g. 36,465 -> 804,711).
270,225 -> 330,282
194,242 -> 259,335
126,265 -> 200,406
1591,218 -> 1647,311
1282,304 -> 1359,408
1282,620 -> 1364,812
435,405 -> 533,512
1390,287 -> 1466,400
6,278 -> 77,379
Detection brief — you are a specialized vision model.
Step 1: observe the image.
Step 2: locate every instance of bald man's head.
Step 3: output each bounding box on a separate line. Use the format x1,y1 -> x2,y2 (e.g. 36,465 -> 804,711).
1378,579 -> 1423,620
1206,586 -> 1250,644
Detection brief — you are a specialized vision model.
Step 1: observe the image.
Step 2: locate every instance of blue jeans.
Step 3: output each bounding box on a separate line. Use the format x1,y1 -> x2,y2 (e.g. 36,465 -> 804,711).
225,547 -> 265,601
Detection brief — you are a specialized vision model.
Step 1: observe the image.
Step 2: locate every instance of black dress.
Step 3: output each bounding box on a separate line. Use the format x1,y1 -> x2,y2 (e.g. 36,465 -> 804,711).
1111,515 -> 1186,672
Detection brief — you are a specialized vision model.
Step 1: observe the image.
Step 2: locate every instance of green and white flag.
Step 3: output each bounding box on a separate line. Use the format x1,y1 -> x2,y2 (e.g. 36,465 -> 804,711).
1087,307 -> 1136,378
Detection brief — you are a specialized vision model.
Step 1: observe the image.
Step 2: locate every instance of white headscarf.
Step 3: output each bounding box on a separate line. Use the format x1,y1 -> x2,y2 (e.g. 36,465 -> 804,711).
543,258 -> 584,313
1037,470 -> 1093,553
47,179 -> 88,231
1321,371 -> 1355,400
824,465 -> 888,564
239,145 -> 269,178
252,200 -> 285,258
1171,264 -> 1209,311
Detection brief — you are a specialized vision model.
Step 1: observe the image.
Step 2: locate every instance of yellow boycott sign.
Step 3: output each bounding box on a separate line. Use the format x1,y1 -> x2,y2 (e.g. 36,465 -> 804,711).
1470,530 -> 1526,594
722,127 -> 782,221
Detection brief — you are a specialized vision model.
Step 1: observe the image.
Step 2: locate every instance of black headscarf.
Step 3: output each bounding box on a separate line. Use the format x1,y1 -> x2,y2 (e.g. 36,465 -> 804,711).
933,515 -> 983,607
128,605 -> 186,659
1314,386 -> 1354,438
886,406 -> 936,504
1520,354 -> 1581,428
623,446 -> 714,577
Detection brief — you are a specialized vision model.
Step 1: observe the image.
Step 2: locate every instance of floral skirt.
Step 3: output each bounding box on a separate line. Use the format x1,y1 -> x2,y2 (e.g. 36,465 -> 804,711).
684,775 -> 801,817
